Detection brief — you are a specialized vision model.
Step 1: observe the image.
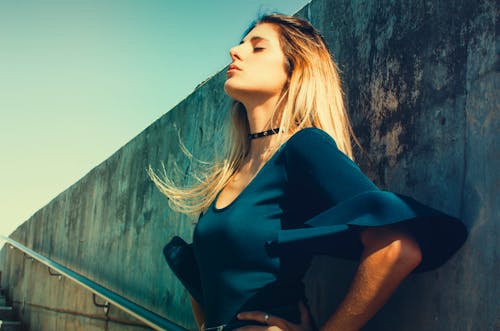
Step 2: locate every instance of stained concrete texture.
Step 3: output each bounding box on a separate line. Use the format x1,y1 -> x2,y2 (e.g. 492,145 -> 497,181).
0,0 -> 497,330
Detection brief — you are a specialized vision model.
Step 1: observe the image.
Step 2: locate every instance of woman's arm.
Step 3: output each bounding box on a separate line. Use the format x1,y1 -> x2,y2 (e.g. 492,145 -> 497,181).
320,225 -> 422,331
236,226 -> 422,331
190,295 -> 206,331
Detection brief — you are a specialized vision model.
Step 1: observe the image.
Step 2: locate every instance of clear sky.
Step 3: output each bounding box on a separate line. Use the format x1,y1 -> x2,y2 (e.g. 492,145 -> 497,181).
0,0 -> 311,237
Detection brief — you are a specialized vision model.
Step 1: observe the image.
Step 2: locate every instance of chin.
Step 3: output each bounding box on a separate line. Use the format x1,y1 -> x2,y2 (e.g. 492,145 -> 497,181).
224,81 -> 245,102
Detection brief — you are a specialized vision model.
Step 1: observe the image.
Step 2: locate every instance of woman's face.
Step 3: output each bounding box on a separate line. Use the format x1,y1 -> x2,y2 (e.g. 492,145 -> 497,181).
224,23 -> 288,104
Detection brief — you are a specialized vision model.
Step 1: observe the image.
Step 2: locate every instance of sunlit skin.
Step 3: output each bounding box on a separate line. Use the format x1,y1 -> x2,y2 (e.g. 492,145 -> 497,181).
192,22 -> 423,331
224,23 -> 288,136
216,23 -> 288,211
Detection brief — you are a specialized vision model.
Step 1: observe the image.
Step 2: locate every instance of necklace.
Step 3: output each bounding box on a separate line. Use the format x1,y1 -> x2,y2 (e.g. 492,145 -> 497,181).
248,128 -> 280,140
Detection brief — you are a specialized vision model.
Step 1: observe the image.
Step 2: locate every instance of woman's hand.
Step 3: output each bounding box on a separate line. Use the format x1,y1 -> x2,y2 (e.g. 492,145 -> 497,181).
234,301 -> 313,331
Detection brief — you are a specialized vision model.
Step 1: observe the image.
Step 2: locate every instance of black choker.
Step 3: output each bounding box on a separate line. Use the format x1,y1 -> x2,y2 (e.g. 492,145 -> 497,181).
248,128 -> 280,140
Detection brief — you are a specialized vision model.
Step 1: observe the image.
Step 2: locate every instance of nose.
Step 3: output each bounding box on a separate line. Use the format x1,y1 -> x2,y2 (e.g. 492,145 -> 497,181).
229,44 -> 242,61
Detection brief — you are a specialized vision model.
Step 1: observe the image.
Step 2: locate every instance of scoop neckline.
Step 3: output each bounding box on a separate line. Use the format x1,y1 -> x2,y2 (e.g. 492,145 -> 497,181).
211,128 -> 325,212
212,143 -> 287,212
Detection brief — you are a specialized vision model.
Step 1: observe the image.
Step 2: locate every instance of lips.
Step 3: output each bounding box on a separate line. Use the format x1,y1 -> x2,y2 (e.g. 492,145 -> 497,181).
227,64 -> 241,72
226,64 -> 241,75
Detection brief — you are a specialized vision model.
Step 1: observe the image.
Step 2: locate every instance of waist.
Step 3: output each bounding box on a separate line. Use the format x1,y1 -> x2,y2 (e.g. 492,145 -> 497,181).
204,303 -> 319,331
204,282 -> 307,328
203,324 -> 227,331
203,320 -> 266,331
205,302 -> 300,331
204,319 -> 280,331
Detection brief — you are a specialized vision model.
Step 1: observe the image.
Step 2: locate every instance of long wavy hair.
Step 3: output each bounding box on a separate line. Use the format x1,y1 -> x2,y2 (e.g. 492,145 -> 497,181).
149,13 -> 356,216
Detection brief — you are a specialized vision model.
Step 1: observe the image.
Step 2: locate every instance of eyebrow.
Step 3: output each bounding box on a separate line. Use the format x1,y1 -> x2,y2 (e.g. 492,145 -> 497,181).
240,36 -> 269,44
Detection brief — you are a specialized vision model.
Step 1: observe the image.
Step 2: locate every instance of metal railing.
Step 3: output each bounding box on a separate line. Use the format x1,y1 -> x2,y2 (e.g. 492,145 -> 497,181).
0,235 -> 187,331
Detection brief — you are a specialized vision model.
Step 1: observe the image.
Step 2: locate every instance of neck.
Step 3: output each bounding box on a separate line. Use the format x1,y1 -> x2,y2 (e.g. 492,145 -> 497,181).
242,94 -> 282,159
244,95 -> 280,132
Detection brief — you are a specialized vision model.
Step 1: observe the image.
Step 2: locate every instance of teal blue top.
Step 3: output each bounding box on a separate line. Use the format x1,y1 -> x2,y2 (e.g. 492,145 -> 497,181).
163,128 -> 467,329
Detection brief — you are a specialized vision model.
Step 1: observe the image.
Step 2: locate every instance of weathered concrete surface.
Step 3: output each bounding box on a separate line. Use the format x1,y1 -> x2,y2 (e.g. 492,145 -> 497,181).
0,0 -> 497,330
0,72 -> 231,331
298,1 -> 498,330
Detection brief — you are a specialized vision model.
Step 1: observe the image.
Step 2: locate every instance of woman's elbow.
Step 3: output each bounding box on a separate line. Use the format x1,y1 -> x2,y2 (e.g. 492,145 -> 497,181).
387,235 -> 422,271
361,226 -> 423,272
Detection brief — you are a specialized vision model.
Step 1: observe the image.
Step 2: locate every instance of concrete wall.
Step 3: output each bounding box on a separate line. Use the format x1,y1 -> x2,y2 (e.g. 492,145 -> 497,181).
0,72 -> 231,330
1,0 -> 497,330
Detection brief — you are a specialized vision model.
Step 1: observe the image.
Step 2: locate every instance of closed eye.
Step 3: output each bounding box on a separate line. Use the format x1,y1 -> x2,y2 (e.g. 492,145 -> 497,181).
253,47 -> 265,52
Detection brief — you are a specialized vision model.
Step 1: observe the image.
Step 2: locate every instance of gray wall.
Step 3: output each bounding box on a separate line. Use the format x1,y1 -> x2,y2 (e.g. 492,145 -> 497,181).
1,0 -> 497,330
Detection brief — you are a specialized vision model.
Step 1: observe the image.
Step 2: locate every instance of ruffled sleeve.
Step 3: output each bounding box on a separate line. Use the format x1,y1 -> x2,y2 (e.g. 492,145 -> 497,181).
163,236 -> 204,305
266,128 -> 468,273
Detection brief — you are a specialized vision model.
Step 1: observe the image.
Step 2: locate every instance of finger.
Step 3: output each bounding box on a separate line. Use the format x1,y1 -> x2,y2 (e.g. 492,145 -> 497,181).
237,312 -> 288,329
237,311 -> 267,322
298,301 -> 311,324
233,326 -> 269,331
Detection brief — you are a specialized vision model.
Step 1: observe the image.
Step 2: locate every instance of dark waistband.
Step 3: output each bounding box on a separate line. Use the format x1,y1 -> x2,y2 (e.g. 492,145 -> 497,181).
207,311 -> 318,331
203,320 -> 269,331
204,283 -> 309,330
203,324 -> 227,331
205,302 -> 316,331
204,320 -> 268,331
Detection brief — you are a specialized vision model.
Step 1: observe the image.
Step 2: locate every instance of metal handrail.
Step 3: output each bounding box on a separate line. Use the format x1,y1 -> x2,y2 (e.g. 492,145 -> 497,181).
0,235 -> 187,331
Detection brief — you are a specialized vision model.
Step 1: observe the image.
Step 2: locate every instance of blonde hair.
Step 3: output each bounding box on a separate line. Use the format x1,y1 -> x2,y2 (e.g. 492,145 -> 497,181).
149,13 -> 356,216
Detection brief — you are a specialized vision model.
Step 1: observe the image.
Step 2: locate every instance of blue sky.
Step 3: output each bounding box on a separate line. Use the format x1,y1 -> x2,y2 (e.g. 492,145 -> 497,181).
0,0 -> 310,236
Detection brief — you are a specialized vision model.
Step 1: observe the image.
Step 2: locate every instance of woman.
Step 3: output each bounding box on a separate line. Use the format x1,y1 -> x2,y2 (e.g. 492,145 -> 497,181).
150,13 -> 467,331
